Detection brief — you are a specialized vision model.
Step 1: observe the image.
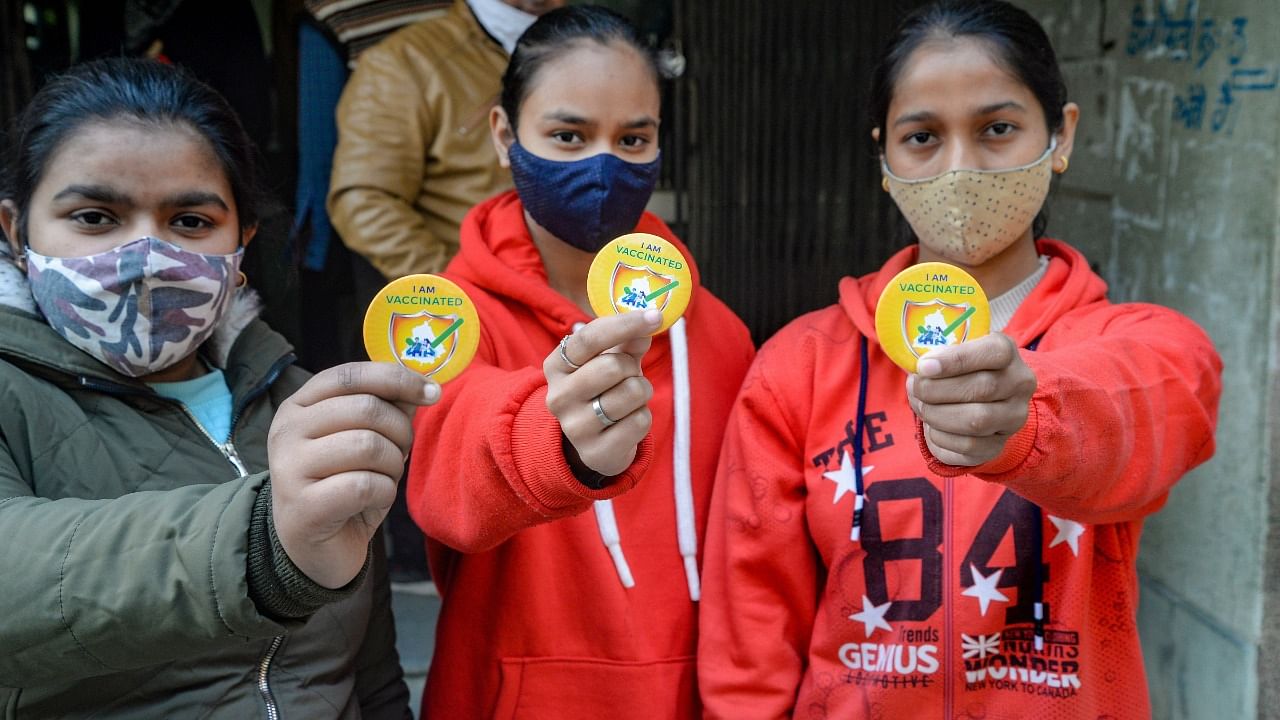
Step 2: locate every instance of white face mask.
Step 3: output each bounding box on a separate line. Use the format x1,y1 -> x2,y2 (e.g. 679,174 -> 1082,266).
466,0 -> 538,54
883,139 -> 1057,266
25,236 -> 242,377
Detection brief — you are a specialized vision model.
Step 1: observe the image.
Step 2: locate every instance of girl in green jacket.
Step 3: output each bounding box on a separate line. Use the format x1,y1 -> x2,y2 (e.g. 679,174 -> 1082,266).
0,58 -> 435,718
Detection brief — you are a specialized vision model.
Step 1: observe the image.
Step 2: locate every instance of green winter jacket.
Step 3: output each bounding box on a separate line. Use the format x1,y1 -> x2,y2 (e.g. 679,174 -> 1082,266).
0,278 -> 411,719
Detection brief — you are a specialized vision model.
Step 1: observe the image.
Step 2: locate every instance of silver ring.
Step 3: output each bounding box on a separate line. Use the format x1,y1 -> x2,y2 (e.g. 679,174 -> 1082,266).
558,334 -> 582,371
591,395 -> 617,428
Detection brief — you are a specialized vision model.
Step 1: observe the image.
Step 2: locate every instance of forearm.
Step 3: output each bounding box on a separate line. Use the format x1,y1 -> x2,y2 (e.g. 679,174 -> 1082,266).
0,477 -> 281,685
407,363 -> 651,553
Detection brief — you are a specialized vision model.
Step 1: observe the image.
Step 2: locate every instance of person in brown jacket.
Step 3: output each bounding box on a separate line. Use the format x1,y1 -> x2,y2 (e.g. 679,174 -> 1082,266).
328,0 -> 563,281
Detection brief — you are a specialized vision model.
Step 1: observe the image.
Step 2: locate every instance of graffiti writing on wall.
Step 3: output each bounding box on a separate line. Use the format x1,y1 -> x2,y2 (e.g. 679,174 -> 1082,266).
1126,2 -> 1277,134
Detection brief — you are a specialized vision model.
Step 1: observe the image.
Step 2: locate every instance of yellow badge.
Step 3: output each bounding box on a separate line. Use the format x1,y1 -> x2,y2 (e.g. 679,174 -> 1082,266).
587,232 -> 693,335
363,274 -> 479,384
874,262 -> 990,373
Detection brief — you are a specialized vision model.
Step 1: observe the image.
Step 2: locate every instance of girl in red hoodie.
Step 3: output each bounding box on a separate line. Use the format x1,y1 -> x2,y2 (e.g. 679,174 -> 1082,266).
698,2 -> 1222,718
404,7 -> 754,719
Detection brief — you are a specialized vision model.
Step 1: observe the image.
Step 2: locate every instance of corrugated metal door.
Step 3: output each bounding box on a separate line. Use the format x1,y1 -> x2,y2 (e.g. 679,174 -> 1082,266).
672,1 -> 926,342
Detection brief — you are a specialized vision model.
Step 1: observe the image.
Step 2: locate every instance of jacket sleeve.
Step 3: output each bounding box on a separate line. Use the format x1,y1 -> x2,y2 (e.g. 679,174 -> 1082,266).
698,343 -> 816,720
923,303 -> 1223,525
406,338 -> 654,554
352,532 -> 413,720
0,465 -> 291,687
327,41 -> 450,279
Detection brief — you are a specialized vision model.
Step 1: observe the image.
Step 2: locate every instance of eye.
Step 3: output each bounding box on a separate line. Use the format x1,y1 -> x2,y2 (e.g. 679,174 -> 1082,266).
69,210 -> 118,229
173,214 -> 214,232
985,122 -> 1016,137
619,135 -> 650,149
550,130 -> 583,145
903,131 -> 935,146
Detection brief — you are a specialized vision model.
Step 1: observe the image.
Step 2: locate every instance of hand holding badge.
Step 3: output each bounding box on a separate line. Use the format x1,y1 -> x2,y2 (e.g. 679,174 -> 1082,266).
364,274 -> 480,384
586,232 -> 692,334
874,261 -> 990,373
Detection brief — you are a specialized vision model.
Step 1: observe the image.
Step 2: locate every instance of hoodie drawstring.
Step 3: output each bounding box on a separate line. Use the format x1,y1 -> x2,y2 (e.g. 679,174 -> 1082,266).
593,317 -> 699,601
670,318 -> 700,601
593,499 -> 635,587
851,336 -> 870,541
1025,335 -> 1046,651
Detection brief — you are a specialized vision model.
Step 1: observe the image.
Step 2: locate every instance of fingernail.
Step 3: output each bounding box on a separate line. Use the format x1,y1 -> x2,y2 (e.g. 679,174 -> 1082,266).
643,310 -> 662,325
424,381 -> 441,403
918,357 -> 942,377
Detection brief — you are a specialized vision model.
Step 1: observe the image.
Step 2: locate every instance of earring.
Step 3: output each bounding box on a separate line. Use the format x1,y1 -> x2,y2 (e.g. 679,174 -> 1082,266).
881,176 -> 890,192
236,271 -> 247,288
1055,156 -> 1069,174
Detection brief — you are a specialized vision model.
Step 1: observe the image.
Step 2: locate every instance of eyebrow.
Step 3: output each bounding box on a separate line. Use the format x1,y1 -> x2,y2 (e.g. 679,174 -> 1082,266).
52,184 -> 132,205
161,191 -> 229,211
542,111 -> 592,125
50,185 -> 228,211
622,116 -> 660,130
891,101 -> 1029,128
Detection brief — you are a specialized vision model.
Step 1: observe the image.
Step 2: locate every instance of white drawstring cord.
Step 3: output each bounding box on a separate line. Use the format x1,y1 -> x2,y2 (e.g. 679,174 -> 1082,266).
670,318 -> 699,601
593,499 -> 635,588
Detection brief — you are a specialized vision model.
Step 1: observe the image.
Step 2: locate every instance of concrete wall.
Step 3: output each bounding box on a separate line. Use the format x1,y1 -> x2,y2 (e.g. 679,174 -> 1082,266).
1015,1 -> 1279,717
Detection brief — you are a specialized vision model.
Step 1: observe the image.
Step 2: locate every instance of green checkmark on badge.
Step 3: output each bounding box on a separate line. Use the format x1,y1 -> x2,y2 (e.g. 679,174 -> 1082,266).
646,280 -> 679,302
430,318 -> 464,349
941,306 -> 976,339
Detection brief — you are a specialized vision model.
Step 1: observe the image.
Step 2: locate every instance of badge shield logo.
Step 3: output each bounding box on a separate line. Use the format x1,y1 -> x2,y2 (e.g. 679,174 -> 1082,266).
390,311 -> 459,376
903,300 -> 973,358
610,263 -> 675,314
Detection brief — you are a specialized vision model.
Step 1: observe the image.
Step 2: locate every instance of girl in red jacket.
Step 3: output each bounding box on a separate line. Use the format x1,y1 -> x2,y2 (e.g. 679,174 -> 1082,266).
404,7 -> 754,719
698,2 -> 1222,718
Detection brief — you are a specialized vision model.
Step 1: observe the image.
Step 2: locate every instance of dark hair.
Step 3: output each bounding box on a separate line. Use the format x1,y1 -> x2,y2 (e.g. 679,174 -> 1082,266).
1,57 -> 269,244
869,0 -> 1066,239
500,6 -> 659,132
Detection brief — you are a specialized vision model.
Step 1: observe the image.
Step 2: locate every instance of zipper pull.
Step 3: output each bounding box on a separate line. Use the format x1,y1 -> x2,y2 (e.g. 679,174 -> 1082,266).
222,442 -> 250,478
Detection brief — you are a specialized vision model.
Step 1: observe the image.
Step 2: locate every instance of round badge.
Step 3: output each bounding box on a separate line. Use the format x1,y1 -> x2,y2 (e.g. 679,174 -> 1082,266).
363,274 -> 480,384
587,232 -> 693,335
873,262 -> 990,373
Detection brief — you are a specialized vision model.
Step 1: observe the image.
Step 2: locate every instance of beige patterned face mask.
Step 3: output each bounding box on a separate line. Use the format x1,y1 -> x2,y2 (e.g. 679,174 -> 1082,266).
883,140 -> 1056,266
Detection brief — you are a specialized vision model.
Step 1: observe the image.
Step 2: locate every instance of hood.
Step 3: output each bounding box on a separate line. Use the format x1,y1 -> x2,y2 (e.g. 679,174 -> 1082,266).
0,244 -> 271,382
450,190 -> 703,335
838,238 -> 1108,350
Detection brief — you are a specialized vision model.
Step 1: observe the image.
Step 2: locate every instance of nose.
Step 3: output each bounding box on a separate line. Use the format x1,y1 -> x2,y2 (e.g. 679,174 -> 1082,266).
942,140 -> 983,173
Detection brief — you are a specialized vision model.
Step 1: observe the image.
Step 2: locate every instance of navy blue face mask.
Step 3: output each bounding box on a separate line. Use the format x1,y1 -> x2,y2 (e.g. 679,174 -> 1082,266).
508,141 -> 662,252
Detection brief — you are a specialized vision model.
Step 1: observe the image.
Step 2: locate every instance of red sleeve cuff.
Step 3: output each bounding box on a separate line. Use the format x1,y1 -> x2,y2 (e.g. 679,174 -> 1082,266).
503,384 -> 653,515
918,396 -> 1040,479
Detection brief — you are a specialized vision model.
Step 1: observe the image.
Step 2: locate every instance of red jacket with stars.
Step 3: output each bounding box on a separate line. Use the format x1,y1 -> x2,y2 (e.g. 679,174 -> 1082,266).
697,239 -> 1221,720
406,191 -> 754,719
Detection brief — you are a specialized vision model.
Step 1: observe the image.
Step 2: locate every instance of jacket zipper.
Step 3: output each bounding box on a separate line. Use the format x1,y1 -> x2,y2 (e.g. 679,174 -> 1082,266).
943,476 -> 954,715
258,635 -> 283,720
79,353 -> 294,720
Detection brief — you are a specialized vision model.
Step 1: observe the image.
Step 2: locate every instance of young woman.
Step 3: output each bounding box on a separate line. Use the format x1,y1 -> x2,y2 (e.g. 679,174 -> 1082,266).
697,2 -> 1222,718
404,7 -> 754,718
0,58 -> 436,717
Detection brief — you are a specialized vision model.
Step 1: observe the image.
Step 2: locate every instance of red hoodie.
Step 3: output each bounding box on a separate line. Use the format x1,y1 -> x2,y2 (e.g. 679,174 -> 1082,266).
407,191 -> 754,719
698,240 -> 1221,719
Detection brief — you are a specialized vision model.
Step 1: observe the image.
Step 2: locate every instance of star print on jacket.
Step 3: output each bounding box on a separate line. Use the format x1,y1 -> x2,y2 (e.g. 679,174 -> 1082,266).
961,564 -> 1009,616
849,595 -> 893,637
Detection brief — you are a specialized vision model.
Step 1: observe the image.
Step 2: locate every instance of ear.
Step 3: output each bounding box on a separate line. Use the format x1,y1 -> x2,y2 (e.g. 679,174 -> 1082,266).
241,223 -> 258,249
490,105 -> 516,169
1055,102 -> 1080,168
0,200 -> 24,261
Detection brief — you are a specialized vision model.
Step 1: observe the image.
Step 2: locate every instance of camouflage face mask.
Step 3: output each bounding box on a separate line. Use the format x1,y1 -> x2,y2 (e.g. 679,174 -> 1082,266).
25,236 -> 243,377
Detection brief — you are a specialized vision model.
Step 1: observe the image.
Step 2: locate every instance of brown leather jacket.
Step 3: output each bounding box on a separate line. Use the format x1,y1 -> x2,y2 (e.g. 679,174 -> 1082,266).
328,0 -> 512,280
